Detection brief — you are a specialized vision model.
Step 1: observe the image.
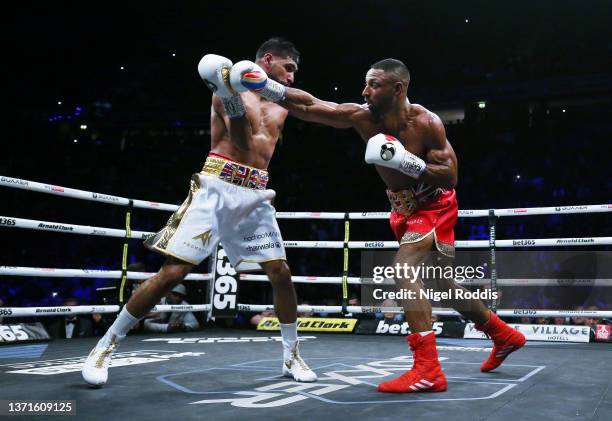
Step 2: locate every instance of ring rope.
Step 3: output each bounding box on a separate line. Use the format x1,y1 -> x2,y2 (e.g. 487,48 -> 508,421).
235,304 -> 612,319
2,175 -> 610,218
3,266 -> 611,287
3,304 -> 611,318
2,175 -> 611,319
2,216 -> 610,248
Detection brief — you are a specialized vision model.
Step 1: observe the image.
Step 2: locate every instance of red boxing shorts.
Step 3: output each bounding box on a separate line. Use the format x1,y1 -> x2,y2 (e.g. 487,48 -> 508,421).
388,186 -> 457,257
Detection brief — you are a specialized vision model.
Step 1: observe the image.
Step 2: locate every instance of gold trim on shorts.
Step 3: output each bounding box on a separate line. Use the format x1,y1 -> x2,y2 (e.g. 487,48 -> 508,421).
143,174 -> 201,261
399,229 -> 455,258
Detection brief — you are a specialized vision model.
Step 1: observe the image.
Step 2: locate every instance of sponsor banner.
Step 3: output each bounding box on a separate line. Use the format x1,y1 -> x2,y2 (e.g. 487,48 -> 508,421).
555,206 -> 588,212
37,222 -> 73,232
495,205 -> 612,216
91,192 -> 121,203
457,209 -> 489,217
210,246 -> 239,319
347,212 -> 389,219
0,217 -> 17,227
257,317 -> 357,333
554,238 -> 595,245
0,308 -> 13,317
275,212 -> 344,219
594,324 -> 611,342
0,176 -> 29,187
464,323 -> 590,343
3,306 -> 119,318
349,241 -> 398,249
142,336 -> 317,344
2,350 -> 205,375
354,320 -> 465,339
512,239 -> 535,246
0,323 -> 50,344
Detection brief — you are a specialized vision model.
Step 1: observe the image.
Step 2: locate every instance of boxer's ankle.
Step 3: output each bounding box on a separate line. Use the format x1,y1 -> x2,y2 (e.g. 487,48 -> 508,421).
98,307 -> 140,347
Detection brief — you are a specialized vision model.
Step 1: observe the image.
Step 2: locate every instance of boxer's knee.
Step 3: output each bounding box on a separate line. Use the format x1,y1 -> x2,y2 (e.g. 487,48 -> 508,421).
395,234 -> 435,266
263,260 -> 292,286
157,258 -> 192,288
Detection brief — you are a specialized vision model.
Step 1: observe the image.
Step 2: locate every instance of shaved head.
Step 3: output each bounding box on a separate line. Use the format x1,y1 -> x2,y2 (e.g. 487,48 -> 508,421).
370,58 -> 410,94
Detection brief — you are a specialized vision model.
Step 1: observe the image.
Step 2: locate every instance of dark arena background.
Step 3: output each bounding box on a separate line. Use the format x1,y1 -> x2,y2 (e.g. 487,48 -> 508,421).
1,1 -> 611,420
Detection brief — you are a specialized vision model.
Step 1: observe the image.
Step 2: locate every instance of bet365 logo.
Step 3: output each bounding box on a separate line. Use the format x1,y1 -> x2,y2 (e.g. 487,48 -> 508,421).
212,247 -> 238,314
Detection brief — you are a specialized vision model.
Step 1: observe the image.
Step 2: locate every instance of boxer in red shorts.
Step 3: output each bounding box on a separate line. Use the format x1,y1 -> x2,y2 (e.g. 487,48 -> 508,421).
233,57 -> 526,393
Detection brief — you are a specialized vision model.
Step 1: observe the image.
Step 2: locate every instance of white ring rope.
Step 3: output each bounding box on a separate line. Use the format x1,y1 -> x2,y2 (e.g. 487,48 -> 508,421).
236,304 -> 612,318
2,216 -> 153,240
2,305 -> 120,317
3,304 -> 610,318
2,175 -> 611,218
2,267 -> 611,287
2,175 -> 611,319
0,267 -> 211,281
2,304 -> 211,317
0,176 -> 178,212
2,215 -> 611,248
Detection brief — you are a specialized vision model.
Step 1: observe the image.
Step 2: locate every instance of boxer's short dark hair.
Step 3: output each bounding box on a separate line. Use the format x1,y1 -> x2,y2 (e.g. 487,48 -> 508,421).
256,37 -> 300,64
371,58 -> 410,89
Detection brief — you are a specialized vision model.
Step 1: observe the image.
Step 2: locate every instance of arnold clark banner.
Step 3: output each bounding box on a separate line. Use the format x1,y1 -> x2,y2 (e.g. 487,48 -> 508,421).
464,323 -> 590,343
258,317 -> 357,333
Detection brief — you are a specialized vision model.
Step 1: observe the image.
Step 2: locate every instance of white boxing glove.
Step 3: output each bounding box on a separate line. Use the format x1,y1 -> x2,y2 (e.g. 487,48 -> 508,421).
230,60 -> 286,102
197,54 -> 234,98
364,134 -> 426,179
197,54 -> 246,118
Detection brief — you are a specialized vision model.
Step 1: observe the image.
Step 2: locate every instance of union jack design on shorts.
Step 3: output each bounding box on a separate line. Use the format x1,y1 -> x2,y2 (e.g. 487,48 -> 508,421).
219,162 -> 268,190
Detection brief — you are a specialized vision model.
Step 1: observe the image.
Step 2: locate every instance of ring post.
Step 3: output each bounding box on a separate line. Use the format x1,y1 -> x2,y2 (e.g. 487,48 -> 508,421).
118,199 -> 133,305
341,213 -> 350,314
488,208 -> 498,313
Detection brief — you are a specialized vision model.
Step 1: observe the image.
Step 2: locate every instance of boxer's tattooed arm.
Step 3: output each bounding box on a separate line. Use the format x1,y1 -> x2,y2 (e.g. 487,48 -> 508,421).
280,87 -> 362,129
420,115 -> 458,189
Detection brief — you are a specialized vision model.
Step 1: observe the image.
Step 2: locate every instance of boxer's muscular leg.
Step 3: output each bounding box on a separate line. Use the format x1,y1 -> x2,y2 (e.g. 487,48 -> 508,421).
378,235 -> 448,394
262,259 -> 316,382
262,259 -> 297,324
82,256 -> 194,386
126,256 -> 193,318
431,255 -> 490,325
394,236 -> 435,333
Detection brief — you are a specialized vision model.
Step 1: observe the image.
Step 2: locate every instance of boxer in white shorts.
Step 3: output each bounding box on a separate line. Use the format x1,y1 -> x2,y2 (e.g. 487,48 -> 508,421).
145,155 -> 283,272
82,38 -> 317,387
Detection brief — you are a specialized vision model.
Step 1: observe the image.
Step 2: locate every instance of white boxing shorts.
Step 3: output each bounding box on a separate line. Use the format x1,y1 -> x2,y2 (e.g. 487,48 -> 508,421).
144,153 -> 285,271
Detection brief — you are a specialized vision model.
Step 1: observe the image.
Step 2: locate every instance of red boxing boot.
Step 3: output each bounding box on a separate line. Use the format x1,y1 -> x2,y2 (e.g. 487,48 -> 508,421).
377,332 -> 447,393
476,312 -> 526,372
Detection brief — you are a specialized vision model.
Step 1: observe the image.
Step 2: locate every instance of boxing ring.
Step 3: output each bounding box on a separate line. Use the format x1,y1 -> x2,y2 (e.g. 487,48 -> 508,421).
1,175 -> 611,420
